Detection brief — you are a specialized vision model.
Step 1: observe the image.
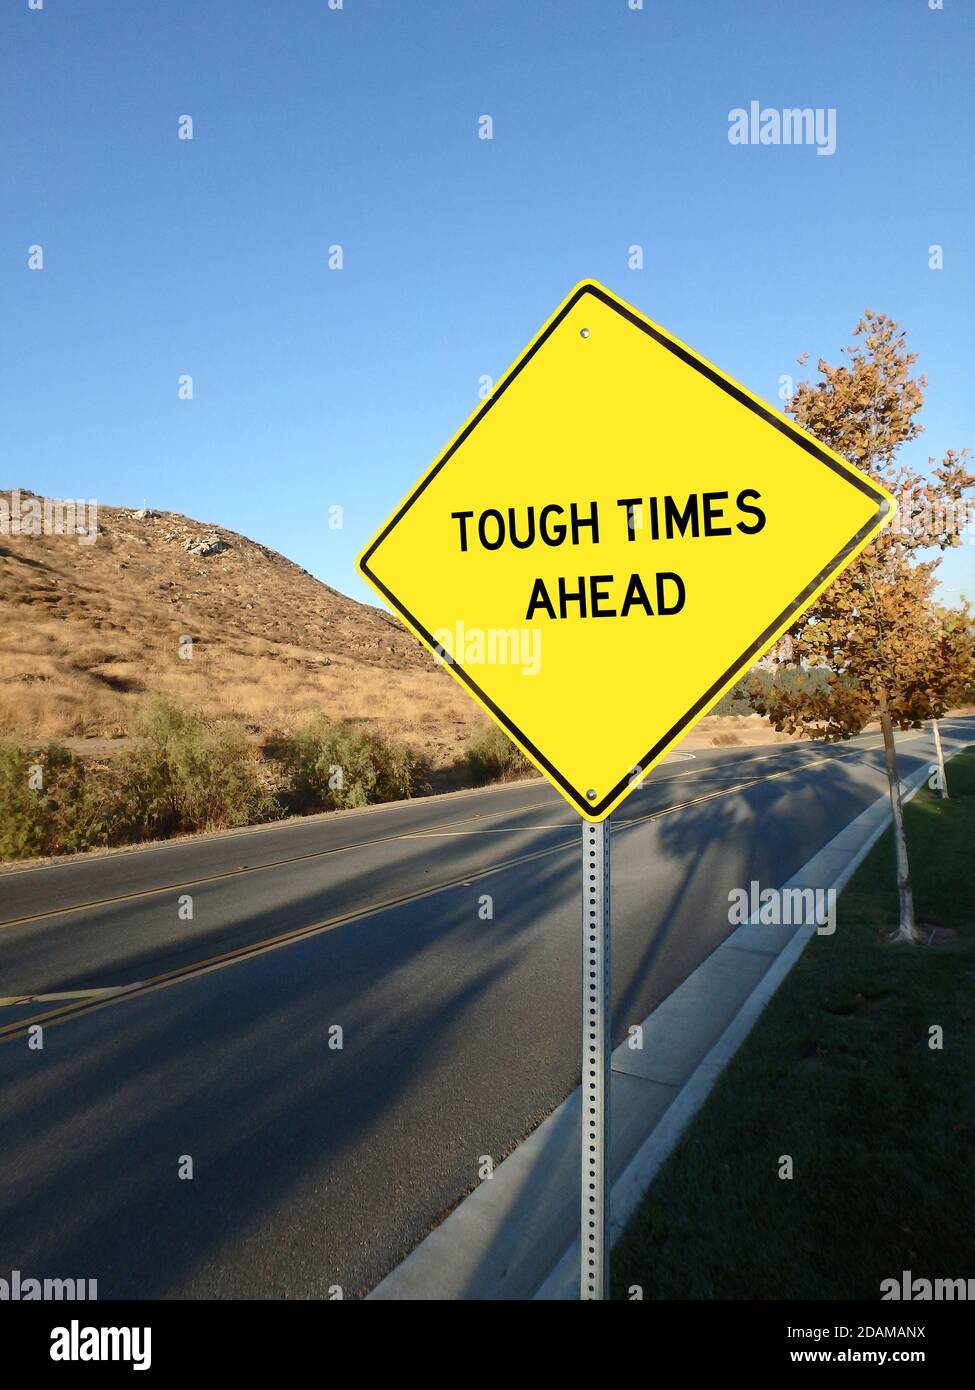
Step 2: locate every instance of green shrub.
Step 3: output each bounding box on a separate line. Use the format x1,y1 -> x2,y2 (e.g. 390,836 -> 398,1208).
0,742 -> 84,859
0,699 -> 274,862
0,700 -> 437,863
279,714 -> 430,811
112,697 -> 274,838
465,724 -> 534,785
711,676 -> 759,717
712,665 -> 836,717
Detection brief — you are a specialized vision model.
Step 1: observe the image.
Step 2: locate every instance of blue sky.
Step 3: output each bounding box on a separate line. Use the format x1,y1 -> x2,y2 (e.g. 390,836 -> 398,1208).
3,0 -> 972,605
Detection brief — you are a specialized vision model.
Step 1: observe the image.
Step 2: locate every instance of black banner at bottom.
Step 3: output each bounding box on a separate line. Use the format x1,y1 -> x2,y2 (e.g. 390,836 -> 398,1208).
1,1297 -> 970,1374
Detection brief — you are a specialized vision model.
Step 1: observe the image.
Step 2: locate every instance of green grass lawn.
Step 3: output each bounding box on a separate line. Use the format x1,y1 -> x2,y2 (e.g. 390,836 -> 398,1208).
611,748 -> 975,1300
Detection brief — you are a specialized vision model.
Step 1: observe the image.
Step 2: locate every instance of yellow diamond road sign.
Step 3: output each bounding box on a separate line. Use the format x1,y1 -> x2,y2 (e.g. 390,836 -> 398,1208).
357,281 -> 896,821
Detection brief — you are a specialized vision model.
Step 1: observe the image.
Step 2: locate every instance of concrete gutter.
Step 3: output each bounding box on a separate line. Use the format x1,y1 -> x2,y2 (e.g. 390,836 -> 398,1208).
368,750 -> 953,1301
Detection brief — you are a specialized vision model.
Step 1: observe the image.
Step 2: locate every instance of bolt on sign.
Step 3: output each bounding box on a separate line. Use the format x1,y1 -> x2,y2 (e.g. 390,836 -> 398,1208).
358,281 -> 896,820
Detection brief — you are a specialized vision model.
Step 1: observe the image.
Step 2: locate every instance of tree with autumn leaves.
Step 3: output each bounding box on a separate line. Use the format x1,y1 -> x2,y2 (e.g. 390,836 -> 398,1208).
752,312 -> 975,944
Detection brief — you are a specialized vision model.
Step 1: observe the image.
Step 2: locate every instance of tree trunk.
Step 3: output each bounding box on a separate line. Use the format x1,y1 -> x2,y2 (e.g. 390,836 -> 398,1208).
878,691 -> 919,944
932,718 -> 949,800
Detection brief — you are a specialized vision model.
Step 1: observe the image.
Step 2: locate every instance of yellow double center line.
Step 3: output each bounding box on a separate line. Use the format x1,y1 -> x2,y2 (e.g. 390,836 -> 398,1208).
0,795 -> 559,932
0,734 -> 928,1044
0,836 -> 576,1043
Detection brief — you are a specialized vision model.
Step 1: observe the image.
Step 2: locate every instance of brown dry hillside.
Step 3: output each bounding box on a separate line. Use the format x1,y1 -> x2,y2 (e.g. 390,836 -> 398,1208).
0,492 -> 481,765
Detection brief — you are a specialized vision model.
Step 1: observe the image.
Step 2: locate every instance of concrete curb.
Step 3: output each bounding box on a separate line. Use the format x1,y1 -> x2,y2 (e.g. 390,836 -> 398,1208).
368,747 -> 955,1302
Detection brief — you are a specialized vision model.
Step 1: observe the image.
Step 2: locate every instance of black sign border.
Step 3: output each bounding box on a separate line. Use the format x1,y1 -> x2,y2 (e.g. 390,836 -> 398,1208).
359,282 -> 893,819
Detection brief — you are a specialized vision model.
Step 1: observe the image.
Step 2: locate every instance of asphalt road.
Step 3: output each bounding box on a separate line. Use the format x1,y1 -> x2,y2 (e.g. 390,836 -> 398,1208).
1,718 -> 972,1298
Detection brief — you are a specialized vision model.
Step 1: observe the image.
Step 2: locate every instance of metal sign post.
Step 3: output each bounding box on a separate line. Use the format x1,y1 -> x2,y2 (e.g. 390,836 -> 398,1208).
581,818 -> 611,1300
932,718 -> 948,799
